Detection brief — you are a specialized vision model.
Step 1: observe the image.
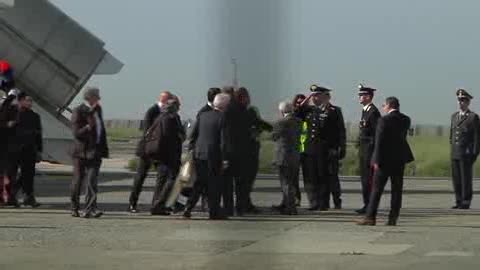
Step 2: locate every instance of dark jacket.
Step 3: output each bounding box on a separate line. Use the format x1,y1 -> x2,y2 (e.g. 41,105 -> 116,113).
372,110 -> 414,170
136,104 -> 161,157
246,106 -> 273,149
359,104 -> 381,145
297,103 -> 347,158
450,110 -> 480,160
223,99 -> 251,159
8,108 -> 42,154
272,114 -> 301,167
70,104 -> 109,160
196,104 -> 214,119
149,109 -> 184,169
189,110 -> 227,163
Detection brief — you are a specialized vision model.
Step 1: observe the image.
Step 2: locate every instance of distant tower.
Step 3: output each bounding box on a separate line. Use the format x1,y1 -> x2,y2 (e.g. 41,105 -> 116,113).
231,57 -> 238,87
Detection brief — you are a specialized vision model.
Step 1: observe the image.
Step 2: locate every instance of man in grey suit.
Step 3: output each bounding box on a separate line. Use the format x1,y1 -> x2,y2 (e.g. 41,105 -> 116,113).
184,93 -> 231,220
70,87 -> 109,218
450,89 -> 480,210
272,101 -> 302,215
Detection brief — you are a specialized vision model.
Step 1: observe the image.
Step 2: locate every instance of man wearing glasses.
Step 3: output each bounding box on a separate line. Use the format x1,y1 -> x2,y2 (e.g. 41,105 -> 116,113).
450,89 -> 480,210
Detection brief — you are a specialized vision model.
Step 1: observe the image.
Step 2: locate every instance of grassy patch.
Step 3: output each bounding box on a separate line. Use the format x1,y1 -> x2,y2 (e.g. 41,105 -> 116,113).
107,127 -> 141,141
125,133 -> 478,177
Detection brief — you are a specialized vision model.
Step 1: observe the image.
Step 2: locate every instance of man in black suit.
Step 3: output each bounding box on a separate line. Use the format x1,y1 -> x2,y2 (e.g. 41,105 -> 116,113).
149,99 -> 185,215
197,88 -> 221,117
222,86 -> 251,216
236,87 -> 273,213
7,92 -> 43,207
184,93 -> 230,220
356,84 -> 381,214
128,91 -> 171,213
356,97 -> 414,226
70,87 -> 109,218
450,89 -> 480,210
194,87 -> 221,210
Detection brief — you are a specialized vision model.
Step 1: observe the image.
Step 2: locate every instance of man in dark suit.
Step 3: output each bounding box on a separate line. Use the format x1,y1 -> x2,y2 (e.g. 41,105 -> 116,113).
184,93 -> 230,220
128,91 -> 171,213
236,87 -> 273,213
222,86 -> 251,216
194,87 -> 221,210
197,88 -> 221,117
356,96 -> 414,226
297,85 -> 346,211
150,99 -> 185,215
7,92 -> 42,207
450,89 -> 480,210
70,87 -> 109,218
356,84 -> 381,214
272,101 -> 301,215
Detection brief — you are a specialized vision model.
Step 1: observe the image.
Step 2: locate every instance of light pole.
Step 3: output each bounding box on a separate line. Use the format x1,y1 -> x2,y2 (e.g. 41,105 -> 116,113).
231,58 -> 238,88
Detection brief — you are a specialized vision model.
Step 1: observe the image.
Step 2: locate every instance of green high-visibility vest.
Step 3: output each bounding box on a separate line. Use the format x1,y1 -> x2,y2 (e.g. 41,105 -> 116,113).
299,121 -> 308,153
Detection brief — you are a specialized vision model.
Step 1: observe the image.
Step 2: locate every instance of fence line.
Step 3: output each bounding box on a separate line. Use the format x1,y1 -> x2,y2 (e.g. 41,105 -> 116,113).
104,119 -> 450,138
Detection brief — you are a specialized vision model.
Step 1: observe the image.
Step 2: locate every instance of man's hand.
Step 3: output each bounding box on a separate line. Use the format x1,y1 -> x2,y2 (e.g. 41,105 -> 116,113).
7,121 -> 16,128
339,147 -> 346,160
222,160 -> 229,171
328,149 -> 338,158
372,163 -> 379,172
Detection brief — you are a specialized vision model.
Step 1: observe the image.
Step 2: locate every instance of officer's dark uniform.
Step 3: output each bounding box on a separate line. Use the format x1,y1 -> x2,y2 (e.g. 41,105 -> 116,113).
298,85 -> 346,210
357,85 -> 381,213
450,89 -> 480,209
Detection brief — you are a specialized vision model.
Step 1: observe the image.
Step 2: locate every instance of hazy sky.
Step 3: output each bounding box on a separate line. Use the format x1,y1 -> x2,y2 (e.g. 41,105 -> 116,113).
51,0 -> 480,124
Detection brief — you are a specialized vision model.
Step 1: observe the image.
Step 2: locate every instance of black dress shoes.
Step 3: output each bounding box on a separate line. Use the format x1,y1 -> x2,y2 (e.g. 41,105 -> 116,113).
71,210 -> 80,218
451,205 -> 460,209
355,207 -> 367,214
23,196 -> 40,208
386,218 -> 398,226
83,210 -> 104,218
128,204 -> 138,213
459,205 -> 470,210
151,209 -> 171,216
307,205 -> 320,211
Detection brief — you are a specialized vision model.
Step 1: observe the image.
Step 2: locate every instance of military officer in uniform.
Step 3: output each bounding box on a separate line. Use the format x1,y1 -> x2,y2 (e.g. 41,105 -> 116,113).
356,84 -> 381,214
297,84 -> 346,210
450,89 -> 480,210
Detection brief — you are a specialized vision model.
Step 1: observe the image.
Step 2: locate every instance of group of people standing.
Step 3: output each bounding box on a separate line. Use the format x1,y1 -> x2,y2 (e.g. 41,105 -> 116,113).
127,87 -> 272,219
0,62 -> 43,208
65,82 -> 480,225
2,55 -> 478,225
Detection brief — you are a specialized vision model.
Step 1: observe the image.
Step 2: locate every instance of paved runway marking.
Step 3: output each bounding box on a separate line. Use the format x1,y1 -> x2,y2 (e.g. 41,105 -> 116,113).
425,251 -> 474,257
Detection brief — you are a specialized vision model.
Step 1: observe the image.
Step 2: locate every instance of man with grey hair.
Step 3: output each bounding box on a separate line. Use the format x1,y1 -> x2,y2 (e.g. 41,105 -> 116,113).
184,93 -> 231,219
272,100 -> 301,215
70,87 -> 109,218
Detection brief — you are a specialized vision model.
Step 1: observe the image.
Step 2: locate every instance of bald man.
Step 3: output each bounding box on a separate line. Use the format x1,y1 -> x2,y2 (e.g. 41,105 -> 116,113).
128,91 -> 171,213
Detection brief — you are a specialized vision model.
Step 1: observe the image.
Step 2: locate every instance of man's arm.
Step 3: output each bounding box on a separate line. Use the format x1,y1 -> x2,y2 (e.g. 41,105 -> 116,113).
188,117 -> 200,152
142,106 -> 157,132
71,107 -> 91,140
35,113 -> 43,153
271,120 -> 282,141
472,114 -> 480,159
336,107 -> 347,159
371,117 -> 385,167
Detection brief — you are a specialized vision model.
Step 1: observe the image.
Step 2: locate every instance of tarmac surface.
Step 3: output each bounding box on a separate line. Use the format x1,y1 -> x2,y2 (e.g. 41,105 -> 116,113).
2,173 -> 480,270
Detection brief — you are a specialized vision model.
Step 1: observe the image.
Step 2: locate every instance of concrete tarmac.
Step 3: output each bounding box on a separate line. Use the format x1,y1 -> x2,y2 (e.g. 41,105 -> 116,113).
1,175 -> 480,270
